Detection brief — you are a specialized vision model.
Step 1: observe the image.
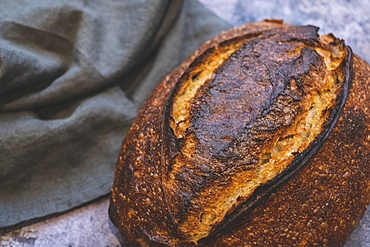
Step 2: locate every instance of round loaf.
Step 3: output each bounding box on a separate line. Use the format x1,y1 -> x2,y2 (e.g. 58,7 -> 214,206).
109,20 -> 370,246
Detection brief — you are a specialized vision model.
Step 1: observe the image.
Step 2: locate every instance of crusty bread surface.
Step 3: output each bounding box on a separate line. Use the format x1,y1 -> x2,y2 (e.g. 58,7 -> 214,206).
109,20 -> 370,246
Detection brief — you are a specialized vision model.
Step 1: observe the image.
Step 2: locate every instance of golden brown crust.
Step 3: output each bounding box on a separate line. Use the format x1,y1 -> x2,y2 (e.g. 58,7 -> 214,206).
109,20 -> 370,246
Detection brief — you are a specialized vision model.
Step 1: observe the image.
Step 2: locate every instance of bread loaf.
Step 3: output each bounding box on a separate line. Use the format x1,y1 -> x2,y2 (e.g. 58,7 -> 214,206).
109,20 -> 370,246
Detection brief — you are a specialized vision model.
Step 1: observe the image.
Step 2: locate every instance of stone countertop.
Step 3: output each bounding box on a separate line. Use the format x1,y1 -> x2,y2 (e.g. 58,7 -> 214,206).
1,1 -> 370,246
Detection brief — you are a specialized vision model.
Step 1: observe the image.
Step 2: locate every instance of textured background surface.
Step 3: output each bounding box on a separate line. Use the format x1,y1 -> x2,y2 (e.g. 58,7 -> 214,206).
1,0 -> 369,246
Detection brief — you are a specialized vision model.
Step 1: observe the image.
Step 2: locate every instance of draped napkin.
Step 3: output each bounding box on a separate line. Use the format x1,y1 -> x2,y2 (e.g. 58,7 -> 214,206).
0,0 -> 230,228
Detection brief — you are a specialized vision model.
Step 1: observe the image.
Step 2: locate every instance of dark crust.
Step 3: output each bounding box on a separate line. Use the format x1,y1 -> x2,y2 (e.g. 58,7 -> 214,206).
161,32 -> 264,225
109,20 -> 370,246
163,24 -> 349,238
206,46 -> 353,239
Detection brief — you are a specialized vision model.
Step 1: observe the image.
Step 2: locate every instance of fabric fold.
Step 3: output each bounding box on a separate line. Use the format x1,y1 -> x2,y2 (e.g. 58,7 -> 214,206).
0,0 -> 230,228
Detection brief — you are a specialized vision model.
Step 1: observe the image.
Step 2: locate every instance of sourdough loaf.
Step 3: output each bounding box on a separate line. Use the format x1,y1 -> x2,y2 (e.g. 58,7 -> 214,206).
109,20 -> 370,246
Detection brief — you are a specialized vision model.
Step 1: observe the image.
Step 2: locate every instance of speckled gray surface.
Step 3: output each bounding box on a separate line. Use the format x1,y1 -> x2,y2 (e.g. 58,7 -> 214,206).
0,197 -> 121,247
1,0 -> 369,246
